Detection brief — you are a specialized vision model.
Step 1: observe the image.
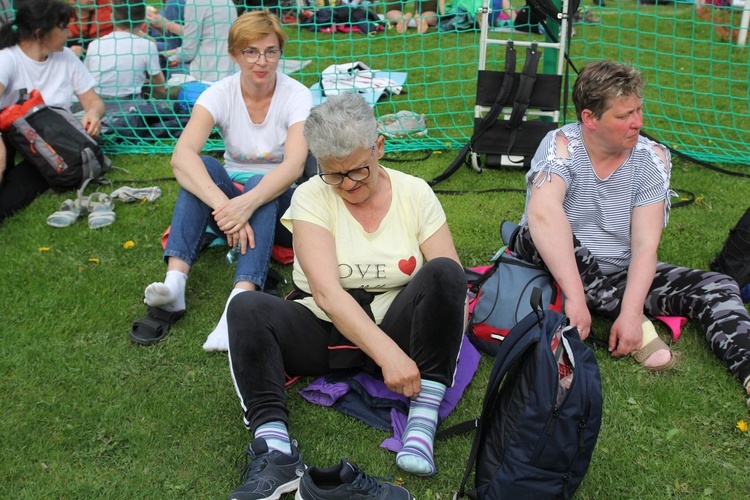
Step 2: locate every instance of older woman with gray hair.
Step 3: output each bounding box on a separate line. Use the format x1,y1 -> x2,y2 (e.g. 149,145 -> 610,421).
224,92 -> 466,499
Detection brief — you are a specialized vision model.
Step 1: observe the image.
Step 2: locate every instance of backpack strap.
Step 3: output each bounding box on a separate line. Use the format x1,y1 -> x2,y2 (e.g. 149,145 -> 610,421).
470,42 -> 517,151
467,256 -> 501,294
504,43 -> 542,156
435,418 -> 478,441
586,335 -> 608,349
427,141 -> 470,187
428,43 -> 517,187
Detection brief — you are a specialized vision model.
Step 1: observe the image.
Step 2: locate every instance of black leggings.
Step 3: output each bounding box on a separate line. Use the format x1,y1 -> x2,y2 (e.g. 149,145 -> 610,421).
227,257 -> 466,432
0,137 -> 49,223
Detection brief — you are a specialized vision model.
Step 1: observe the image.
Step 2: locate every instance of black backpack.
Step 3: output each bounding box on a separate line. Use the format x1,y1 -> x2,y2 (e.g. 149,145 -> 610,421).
1,89 -> 111,193
711,207 -> 750,289
443,292 -> 603,499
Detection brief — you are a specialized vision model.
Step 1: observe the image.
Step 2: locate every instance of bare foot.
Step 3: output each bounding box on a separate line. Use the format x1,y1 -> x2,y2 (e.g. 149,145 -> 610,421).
633,318 -> 676,372
641,348 -> 673,369
395,20 -> 405,33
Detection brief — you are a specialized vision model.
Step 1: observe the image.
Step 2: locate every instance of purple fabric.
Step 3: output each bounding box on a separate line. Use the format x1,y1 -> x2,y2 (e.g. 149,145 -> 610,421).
297,378 -> 351,407
299,335 -> 481,452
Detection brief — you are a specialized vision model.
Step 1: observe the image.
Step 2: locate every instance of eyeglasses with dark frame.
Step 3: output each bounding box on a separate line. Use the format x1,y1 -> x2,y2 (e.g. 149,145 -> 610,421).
240,48 -> 283,64
317,146 -> 377,186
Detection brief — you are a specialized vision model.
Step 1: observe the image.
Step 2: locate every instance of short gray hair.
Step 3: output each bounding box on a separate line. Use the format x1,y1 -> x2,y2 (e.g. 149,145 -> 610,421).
573,60 -> 644,121
304,93 -> 378,162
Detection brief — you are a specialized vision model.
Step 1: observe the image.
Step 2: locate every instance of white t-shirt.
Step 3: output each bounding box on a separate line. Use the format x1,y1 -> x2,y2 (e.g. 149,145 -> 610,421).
196,71 -> 313,176
84,31 -> 162,98
281,167 -> 447,322
0,46 -> 94,110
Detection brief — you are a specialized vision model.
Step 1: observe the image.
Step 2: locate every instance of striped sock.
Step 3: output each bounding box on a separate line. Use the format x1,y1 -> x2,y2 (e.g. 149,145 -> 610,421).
396,379 -> 446,477
254,421 -> 291,456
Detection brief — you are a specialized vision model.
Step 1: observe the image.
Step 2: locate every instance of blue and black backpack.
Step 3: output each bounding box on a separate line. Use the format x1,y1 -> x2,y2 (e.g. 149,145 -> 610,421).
442,291 -> 603,499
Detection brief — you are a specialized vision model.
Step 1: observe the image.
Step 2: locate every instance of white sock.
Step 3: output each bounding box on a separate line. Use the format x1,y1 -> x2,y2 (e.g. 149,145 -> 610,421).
144,270 -> 187,312
203,287 -> 245,352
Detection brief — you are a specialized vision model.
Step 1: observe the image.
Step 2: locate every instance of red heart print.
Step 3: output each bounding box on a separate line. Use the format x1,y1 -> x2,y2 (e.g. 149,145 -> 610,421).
398,256 -> 417,276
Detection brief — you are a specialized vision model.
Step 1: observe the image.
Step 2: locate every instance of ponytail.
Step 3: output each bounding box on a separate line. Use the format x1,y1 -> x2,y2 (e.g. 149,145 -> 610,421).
0,21 -> 19,50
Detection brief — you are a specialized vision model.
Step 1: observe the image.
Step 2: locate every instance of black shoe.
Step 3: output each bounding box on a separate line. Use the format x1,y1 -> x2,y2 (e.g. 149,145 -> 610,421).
262,268 -> 287,297
228,438 -> 305,500
296,458 -> 415,500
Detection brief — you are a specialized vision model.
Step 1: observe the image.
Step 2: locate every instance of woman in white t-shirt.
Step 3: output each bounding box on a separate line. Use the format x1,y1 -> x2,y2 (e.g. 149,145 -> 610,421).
0,0 -> 105,222
224,93 -> 467,498
129,11 -> 312,350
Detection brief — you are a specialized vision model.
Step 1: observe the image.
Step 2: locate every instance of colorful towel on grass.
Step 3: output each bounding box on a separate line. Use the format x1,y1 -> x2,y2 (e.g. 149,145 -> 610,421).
299,335 -> 481,452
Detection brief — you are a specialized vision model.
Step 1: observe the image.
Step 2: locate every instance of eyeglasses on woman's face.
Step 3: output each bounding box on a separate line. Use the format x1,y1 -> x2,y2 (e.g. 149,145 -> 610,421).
317,145 -> 376,186
240,48 -> 283,64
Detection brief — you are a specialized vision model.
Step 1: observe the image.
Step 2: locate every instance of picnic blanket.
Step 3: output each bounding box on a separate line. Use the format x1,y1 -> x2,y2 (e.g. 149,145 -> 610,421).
310,62 -> 407,107
299,334 -> 481,452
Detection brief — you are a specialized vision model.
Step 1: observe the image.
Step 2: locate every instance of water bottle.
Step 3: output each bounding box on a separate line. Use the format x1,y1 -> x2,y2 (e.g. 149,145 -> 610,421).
226,244 -> 241,264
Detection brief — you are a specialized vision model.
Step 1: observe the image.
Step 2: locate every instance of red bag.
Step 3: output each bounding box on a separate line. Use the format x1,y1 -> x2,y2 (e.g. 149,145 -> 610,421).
0,89 -> 44,132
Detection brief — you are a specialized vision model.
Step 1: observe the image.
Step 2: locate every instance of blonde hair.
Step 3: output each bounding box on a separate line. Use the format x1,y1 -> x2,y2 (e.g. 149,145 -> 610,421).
227,10 -> 287,54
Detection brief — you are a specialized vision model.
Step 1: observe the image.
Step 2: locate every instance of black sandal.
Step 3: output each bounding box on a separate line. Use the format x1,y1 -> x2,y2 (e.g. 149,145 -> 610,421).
129,306 -> 185,345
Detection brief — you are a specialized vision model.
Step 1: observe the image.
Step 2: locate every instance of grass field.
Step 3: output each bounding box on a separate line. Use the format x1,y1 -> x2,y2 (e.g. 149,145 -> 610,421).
1,148 -> 749,498
2,0 -> 750,497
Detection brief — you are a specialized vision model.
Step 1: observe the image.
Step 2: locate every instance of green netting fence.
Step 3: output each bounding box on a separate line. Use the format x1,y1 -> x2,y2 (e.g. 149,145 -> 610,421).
3,0 -> 749,165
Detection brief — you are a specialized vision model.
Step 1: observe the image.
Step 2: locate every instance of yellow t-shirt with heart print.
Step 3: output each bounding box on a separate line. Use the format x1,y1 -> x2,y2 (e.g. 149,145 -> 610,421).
281,166 -> 446,323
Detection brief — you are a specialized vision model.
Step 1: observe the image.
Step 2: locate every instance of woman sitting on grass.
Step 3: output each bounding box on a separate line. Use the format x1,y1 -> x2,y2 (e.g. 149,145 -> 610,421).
510,60 -> 750,398
224,92 -> 466,499
0,0 -> 105,223
128,11 -> 312,348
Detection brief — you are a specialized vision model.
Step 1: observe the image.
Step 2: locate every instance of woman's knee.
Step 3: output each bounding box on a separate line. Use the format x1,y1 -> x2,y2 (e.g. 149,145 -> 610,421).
227,292 -> 277,345
685,270 -> 743,305
420,258 -> 466,297
201,155 -> 233,185
712,271 -> 743,296
242,174 -> 263,192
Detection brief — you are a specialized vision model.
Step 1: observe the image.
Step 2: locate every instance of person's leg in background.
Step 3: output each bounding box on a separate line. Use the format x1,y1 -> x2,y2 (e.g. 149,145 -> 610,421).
0,138 -> 49,223
385,0 -> 411,32
413,0 -> 438,33
645,263 -> 750,395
